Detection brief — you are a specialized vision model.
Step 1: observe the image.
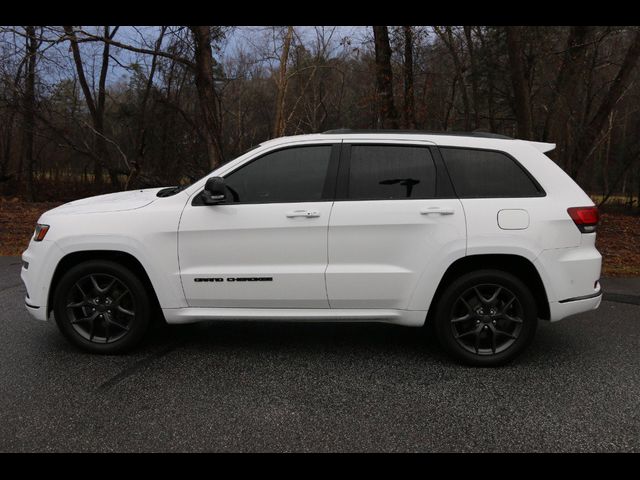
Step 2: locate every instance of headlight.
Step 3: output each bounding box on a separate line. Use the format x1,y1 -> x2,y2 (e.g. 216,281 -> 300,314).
33,224 -> 50,242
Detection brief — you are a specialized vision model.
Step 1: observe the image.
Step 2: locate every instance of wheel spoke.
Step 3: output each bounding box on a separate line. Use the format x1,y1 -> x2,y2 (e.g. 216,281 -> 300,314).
106,315 -> 130,331
113,289 -> 130,305
452,313 -> 472,323
455,328 -> 478,339
104,315 -> 110,342
70,315 -> 93,325
486,287 -> 502,306
88,317 -> 95,341
494,328 -> 517,339
75,282 -> 87,298
90,275 -> 117,294
473,287 -> 489,305
117,305 -> 134,316
502,313 -> 523,324
89,275 -> 101,294
474,328 -> 482,353
67,300 -> 87,308
103,278 -> 117,295
460,296 -> 473,313
501,295 -> 516,312
490,327 -> 497,354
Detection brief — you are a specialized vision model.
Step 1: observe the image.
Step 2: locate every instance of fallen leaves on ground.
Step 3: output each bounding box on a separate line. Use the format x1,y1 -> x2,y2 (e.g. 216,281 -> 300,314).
596,212 -> 640,277
0,198 -> 62,256
1,198 -> 639,277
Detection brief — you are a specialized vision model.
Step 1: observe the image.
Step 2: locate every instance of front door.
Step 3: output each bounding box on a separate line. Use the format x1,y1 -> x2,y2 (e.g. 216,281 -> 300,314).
178,143 -> 338,308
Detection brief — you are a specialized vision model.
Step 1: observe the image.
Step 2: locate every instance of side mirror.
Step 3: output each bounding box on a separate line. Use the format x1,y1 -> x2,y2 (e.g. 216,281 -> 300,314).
201,177 -> 227,205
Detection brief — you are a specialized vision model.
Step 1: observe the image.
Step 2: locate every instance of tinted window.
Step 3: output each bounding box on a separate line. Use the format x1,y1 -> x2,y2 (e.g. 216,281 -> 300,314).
440,147 -> 542,198
348,145 -> 436,200
224,145 -> 332,203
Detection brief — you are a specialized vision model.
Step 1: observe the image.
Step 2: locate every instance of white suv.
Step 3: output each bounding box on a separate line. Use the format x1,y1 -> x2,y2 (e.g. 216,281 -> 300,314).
21,130 -> 602,366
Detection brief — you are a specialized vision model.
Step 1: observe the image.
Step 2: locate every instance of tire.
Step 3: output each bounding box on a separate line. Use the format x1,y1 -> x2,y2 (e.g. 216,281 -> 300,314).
53,260 -> 151,354
433,269 -> 538,367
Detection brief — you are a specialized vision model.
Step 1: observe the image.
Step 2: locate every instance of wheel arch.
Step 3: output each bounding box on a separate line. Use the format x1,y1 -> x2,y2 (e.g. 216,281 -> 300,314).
47,250 -> 164,323
426,254 -> 550,323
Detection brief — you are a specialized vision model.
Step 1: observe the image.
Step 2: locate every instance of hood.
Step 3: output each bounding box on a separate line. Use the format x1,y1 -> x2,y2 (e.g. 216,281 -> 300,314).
45,187 -> 167,215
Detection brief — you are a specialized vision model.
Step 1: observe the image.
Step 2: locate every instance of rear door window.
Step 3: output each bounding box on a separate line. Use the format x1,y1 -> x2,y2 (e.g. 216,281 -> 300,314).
347,145 -> 436,200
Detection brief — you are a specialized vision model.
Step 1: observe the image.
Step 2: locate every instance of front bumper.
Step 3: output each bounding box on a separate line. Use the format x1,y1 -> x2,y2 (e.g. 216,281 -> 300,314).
21,239 -> 64,322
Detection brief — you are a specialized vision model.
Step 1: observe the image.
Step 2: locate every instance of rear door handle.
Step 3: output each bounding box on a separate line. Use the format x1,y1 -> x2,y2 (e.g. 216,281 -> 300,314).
420,207 -> 455,215
286,209 -> 320,218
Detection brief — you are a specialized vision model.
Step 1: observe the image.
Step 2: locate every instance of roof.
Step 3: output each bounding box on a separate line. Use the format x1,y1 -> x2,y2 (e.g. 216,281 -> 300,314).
258,130 -> 556,153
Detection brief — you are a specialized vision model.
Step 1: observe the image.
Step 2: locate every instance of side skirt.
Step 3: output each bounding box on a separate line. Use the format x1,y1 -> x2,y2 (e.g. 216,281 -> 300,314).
162,307 -> 427,327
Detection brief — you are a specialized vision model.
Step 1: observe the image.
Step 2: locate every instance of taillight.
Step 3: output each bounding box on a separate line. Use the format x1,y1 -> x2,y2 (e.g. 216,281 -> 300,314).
567,206 -> 599,233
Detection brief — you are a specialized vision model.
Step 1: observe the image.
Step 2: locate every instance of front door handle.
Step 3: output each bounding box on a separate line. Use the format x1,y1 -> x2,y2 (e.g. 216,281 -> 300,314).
420,207 -> 455,215
286,210 -> 320,218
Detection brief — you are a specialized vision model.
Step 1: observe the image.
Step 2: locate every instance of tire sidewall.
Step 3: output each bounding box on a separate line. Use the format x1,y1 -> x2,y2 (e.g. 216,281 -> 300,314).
434,269 -> 538,367
53,260 -> 150,354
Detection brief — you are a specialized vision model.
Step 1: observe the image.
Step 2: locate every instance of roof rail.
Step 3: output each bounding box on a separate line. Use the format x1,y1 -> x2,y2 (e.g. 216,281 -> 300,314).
321,128 -> 514,140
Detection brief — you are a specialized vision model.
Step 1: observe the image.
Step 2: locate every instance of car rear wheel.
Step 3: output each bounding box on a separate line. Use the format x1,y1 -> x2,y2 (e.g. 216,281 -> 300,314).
433,269 -> 537,366
53,260 -> 150,354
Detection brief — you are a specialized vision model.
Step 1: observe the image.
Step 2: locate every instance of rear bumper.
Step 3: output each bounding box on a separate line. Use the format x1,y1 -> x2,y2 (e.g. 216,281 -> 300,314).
534,233 -> 602,321
535,242 -> 601,302
548,290 -> 602,322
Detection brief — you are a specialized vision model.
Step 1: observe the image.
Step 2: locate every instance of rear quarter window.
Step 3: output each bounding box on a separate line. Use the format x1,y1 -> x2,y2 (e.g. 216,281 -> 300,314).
439,147 -> 544,198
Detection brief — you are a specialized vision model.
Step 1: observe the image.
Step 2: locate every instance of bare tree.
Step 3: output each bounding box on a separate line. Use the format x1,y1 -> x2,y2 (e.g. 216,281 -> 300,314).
570,28 -> 640,177
542,26 -> 595,143
21,26 -> 38,200
273,26 -> 294,137
434,26 -> 471,130
372,26 -> 399,128
190,26 -> 225,170
506,26 -> 534,140
63,25 -> 119,186
402,26 -> 416,129
463,26 -> 480,129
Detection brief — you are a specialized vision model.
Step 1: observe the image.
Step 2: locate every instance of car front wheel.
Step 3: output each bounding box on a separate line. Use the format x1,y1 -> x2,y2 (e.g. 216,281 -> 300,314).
53,260 -> 151,354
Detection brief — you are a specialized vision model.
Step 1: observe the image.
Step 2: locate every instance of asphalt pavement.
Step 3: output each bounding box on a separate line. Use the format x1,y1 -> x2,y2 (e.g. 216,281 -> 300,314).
0,256 -> 638,452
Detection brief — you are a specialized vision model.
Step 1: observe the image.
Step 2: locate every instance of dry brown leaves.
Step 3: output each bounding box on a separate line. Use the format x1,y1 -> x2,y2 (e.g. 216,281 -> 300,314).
0,198 -> 62,256
1,198 -> 639,277
596,212 -> 640,277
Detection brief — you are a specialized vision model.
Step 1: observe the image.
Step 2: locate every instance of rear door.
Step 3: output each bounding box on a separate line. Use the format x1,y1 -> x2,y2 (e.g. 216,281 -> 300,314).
326,141 -> 466,309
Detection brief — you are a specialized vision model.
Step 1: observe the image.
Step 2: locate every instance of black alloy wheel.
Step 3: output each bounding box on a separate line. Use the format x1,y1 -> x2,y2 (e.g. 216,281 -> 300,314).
53,260 -> 151,353
433,269 -> 538,366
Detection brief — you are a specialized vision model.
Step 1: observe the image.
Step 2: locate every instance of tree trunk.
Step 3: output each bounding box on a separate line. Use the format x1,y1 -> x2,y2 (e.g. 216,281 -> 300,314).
22,26 -> 37,201
506,26 -> 534,140
273,26 -> 294,138
190,26 -> 224,170
372,26 -> 399,129
463,26 -> 480,129
402,26 -> 416,129
476,27 -> 497,132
